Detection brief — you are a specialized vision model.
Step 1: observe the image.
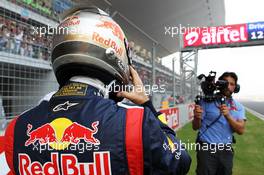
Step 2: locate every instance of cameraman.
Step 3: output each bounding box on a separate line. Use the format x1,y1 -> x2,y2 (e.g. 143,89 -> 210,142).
192,72 -> 246,175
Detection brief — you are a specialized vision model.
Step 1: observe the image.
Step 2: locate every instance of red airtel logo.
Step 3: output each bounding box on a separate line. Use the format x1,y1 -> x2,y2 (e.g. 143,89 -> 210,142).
184,24 -> 248,47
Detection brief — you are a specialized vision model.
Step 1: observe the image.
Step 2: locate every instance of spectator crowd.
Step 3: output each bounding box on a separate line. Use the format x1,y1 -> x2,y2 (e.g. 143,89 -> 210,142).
0,15 -> 51,61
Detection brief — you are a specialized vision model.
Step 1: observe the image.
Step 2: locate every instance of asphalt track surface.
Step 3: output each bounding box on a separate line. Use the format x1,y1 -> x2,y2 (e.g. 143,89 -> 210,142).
241,101 -> 264,120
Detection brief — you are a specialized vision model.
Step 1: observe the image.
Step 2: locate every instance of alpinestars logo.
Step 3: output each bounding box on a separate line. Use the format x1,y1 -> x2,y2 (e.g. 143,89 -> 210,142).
53,101 -> 79,112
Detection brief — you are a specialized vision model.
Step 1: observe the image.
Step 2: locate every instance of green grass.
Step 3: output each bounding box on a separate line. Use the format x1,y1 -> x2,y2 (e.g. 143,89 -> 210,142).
176,111 -> 264,175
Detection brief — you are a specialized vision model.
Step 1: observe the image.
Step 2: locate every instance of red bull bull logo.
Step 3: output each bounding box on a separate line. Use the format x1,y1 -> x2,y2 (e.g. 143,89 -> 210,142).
61,121 -> 100,145
25,118 -> 100,150
19,151 -> 112,175
25,124 -> 57,146
96,19 -> 124,41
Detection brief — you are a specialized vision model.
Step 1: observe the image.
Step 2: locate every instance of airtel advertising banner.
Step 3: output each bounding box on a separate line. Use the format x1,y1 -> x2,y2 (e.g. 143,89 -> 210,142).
159,107 -> 179,130
183,21 -> 264,48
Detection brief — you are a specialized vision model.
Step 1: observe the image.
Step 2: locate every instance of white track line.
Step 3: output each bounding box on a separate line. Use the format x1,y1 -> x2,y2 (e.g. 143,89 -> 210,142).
245,107 -> 264,121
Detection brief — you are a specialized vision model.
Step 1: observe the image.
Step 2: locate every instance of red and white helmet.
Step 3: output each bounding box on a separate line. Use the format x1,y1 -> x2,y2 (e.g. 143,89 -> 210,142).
51,6 -> 131,86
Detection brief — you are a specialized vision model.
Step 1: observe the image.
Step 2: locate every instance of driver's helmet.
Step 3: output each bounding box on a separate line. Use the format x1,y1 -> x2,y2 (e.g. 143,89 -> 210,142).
51,6 -> 131,87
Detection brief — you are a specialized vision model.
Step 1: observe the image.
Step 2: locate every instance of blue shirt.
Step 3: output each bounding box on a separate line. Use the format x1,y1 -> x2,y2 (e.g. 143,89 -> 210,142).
199,98 -> 246,144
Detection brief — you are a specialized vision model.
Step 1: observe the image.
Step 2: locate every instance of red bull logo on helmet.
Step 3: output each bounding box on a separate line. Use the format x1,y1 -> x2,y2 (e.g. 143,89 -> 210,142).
19,151 -> 111,175
92,32 -> 124,57
25,118 -> 100,150
96,19 -> 125,41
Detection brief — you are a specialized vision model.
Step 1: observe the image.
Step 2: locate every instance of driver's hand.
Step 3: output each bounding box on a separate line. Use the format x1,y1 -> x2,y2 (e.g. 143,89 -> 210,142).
117,66 -> 149,105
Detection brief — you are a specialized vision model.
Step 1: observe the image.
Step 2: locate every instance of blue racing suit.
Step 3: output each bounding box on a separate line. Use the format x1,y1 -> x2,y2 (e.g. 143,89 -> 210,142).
4,80 -> 191,175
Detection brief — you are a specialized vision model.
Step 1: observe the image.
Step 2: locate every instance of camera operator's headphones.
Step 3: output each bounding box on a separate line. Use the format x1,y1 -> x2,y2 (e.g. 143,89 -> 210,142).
218,72 -> 240,93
